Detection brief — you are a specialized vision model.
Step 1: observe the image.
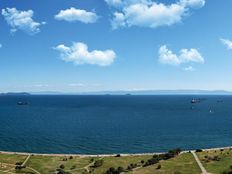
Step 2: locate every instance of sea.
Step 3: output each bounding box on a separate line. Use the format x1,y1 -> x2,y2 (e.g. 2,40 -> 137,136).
0,95 -> 232,154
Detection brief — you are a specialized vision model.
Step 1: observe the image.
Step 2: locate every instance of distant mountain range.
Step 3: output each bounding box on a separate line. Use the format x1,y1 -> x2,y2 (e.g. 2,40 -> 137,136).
1,90 -> 231,95
0,92 -> 31,96
75,90 -> 232,95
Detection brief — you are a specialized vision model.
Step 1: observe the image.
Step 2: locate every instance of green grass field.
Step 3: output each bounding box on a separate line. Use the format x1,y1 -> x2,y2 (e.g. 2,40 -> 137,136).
3,149 -> 232,174
0,152 -> 202,174
130,153 -> 201,174
197,148 -> 232,174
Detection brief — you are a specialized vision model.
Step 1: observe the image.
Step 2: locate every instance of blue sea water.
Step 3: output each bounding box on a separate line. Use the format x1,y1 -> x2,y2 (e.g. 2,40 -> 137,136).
0,95 -> 232,154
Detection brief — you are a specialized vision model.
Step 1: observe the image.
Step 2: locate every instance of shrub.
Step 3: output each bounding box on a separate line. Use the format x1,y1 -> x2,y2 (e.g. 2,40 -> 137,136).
56,168 -> 70,174
156,164 -> 161,169
115,154 -> 121,157
106,166 -> 124,174
117,166 -> 124,173
92,159 -> 103,168
143,148 -> 181,167
15,165 -> 25,170
60,164 -> 65,169
196,149 -> 203,152
15,162 -> 23,165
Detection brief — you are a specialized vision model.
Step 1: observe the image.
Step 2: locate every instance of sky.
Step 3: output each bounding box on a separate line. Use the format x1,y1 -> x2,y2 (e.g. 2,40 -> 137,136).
0,0 -> 232,92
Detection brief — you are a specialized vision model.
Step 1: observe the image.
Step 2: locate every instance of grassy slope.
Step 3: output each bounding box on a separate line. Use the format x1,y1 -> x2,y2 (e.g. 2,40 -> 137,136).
197,149 -> 232,174
0,153 -> 27,164
130,153 -> 201,174
92,155 -> 152,174
0,154 -> 34,174
0,152 -> 201,174
26,155 -> 93,174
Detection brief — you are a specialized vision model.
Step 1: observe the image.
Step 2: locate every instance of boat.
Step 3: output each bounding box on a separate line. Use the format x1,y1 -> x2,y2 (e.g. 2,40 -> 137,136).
191,99 -> 200,104
17,101 -> 29,105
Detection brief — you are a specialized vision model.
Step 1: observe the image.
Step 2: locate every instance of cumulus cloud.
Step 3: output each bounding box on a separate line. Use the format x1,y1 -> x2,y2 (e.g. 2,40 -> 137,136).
55,7 -> 98,23
106,0 -> 205,29
2,8 -> 44,34
54,42 -> 116,66
159,45 -> 204,65
220,38 -> 232,50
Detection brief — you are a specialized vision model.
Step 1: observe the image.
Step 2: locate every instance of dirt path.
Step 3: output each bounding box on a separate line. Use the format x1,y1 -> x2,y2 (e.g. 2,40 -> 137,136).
22,154 -> 31,166
191,151 -> 210,174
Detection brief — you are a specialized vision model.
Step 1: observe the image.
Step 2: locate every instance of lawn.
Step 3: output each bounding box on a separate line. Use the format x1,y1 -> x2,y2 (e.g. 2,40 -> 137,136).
0,152 -> 201,174
197,148 -> 232,174
0,153 -> 27,165
26,155 -> 94,174
129,153 -> 201,174
92,155 -> 152,174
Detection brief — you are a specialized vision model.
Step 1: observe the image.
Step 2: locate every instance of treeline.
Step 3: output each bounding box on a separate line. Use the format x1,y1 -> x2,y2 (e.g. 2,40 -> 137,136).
105,148 -> 182,174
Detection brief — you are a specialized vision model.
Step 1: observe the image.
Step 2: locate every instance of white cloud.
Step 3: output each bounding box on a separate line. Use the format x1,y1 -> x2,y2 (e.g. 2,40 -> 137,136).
159,45 -> 204,65
55,7 -> 98,23
105,0 -> 122,6
2,8 -> 44,34
220,38 -> 232,50
180,0 -> 205,8
54,42 -> 116,66
106,0 -> 205,29
183,66 -> 195,71
179,48 -> 204,63
159,45 -> 180,65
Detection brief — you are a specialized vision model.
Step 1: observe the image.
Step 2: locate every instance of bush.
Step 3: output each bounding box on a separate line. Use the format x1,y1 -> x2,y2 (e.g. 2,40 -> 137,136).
117,166 -> 124,173
115,154 -> 121,157
196,149 -> 203,152
156,164 -> 161,169
56,168 -> 70,174
143,148 -> 181,167
106,166 -> 124,174
168,148 -> 182,155
60,164 -> 65,169
15,162 -> 23,165
15,165 -> 25,170
92,159 -> 103,168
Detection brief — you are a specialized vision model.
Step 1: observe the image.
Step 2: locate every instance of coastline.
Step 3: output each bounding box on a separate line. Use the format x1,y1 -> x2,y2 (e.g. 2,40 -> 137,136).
1,145 -> 232,157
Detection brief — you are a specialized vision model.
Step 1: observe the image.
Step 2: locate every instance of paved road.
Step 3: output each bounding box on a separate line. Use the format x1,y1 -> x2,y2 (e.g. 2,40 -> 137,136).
191,151 -> 209,174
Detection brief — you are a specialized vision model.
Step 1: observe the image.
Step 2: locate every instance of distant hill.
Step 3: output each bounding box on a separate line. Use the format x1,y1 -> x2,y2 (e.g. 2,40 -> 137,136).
25,90 -> 232,95
1,90 -> 232,95
79,90 -> 232,95
0,92 -> 31,96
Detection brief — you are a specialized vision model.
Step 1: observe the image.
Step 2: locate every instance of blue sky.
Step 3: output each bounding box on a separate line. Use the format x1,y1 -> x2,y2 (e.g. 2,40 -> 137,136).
0,0 -> 232,92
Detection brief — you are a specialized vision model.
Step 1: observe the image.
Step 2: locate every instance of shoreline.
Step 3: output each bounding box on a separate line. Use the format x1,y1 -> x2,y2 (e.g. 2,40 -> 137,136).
1,146 -> 232,157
